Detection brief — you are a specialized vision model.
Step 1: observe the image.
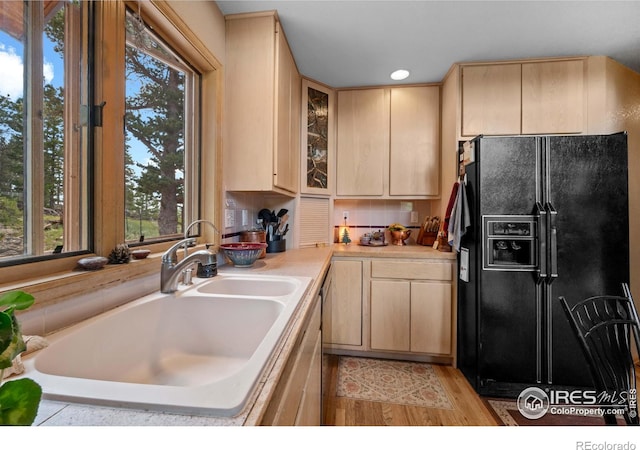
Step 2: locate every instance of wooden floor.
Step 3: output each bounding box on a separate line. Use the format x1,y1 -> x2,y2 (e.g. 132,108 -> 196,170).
322,355 -> 499,426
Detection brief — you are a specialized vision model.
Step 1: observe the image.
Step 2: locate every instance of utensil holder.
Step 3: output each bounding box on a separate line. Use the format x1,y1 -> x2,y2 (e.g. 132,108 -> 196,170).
267,239 -> 286,253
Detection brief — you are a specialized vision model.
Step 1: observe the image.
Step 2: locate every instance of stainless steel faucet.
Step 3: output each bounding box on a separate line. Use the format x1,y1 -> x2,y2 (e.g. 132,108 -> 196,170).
160,238 -> 217,293
183,219 -> 220,258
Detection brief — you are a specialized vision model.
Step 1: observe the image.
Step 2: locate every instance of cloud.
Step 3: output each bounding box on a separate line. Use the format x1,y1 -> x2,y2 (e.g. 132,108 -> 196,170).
0,44 -> 24,99
0,44 -> 56,100
43,61 -> 54,85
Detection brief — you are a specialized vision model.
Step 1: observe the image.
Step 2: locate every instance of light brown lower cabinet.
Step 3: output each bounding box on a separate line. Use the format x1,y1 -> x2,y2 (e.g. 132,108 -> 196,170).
323,259 -> 362,347
261,296 -> 321,425
410,282 -> 452,354
370,280 -> 411,351
325,256 -> 455,361
294,331 -> 322,425
370,279 -> 452,354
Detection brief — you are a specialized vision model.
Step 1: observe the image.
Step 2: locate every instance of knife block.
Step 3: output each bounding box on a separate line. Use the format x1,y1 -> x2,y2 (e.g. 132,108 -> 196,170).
419,232 -> 437,246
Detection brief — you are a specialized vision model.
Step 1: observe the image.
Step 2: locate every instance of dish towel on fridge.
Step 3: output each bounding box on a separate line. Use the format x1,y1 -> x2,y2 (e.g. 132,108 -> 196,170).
447,181 -> 470,252
443,181 -> 460,235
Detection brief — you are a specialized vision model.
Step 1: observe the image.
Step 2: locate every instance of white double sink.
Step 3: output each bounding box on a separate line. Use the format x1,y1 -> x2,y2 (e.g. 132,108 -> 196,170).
23,273 -> 312,417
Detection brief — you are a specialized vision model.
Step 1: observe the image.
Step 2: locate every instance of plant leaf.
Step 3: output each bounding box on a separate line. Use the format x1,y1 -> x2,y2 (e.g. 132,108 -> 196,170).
0,311 -> 12,355
0,378 -> 42,425
0,312 -> 26,370
0,291 -> 35,313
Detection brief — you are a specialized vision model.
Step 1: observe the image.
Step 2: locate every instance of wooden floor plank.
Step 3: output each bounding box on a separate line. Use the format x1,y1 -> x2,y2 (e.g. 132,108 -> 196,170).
322,354 -> 498,426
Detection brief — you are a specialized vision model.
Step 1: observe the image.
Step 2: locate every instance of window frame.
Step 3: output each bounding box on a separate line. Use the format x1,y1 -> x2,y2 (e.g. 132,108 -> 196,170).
0,0 -> 93,267
0,0 -> 222,299
123,7 -> 201,245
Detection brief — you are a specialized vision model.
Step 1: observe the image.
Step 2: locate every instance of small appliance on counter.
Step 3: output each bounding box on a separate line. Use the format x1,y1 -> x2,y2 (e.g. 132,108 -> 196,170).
359,230 -> 386,246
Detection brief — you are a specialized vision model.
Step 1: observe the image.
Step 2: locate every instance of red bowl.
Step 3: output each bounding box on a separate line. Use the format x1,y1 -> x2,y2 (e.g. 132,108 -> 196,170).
220,242 -> 267,250
220,242 -> 268,267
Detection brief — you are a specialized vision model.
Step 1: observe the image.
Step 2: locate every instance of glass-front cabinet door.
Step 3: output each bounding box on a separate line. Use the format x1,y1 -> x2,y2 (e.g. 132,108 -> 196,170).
301,79 -> 334,195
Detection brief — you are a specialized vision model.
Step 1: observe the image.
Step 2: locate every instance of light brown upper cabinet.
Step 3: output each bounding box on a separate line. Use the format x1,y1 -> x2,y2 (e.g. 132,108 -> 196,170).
389,86 -> 440,196
461,59 -> 585,137
521,60 -> 585,134
336,89 -> 389,196
336,86 -> 440,198
224,12 -> 300,195
461,64 -> 522,136
301,79 -> 334,196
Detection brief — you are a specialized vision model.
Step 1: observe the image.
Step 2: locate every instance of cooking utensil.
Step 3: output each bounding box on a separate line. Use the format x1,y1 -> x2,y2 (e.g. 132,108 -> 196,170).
258,209 -> 272,230
277,213 -> 289,234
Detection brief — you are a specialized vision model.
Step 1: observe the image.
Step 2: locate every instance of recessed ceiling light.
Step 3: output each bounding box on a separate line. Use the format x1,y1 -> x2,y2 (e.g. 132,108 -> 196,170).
390,69 -> 410,81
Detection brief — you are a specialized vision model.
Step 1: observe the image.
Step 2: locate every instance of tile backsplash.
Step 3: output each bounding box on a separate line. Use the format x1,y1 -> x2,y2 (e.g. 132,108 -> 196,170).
333,199 -> 434,243
223,192 -> 297,248
223,194 -> 436,247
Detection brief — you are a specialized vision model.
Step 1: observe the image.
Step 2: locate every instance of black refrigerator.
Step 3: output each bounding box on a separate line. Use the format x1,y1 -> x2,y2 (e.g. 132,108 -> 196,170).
457,133 -> 629,398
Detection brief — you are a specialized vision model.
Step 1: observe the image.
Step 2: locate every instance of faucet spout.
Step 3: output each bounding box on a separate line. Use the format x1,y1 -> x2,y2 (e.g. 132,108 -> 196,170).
183,220 -> 220,257
161,238 -> 216,293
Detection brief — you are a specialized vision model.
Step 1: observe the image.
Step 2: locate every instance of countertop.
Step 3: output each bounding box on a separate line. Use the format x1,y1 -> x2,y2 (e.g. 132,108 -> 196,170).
30,243 -> 455,426
332,243 -> 457,259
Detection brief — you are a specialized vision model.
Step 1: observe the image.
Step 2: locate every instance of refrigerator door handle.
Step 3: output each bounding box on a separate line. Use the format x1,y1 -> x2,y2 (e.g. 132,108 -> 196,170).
535,202 -> 547,283
546,202 -> 558,282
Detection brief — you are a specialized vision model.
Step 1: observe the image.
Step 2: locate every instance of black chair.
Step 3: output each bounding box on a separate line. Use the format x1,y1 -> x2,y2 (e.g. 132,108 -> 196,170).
559,284 -> 640,425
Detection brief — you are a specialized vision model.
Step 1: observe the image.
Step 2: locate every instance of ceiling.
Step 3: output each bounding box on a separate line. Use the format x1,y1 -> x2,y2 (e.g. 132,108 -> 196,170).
215,0 -> 640,88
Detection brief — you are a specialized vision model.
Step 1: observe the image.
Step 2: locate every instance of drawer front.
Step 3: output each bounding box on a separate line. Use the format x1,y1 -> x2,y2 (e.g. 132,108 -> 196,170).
371,260 -> 452,281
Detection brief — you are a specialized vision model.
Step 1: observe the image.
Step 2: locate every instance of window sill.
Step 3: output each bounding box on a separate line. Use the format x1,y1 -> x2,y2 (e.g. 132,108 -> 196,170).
0,253 -> 163,312
0,241 -> 217,312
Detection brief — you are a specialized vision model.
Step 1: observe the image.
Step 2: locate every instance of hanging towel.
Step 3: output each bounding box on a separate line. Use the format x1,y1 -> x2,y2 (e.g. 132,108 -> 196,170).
443,181 -> 459,235
448,181 -> 470,252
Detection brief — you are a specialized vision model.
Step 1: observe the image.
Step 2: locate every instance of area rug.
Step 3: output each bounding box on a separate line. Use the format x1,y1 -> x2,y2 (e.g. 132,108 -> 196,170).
336,356 -> 454,410
485,399 -> 625,426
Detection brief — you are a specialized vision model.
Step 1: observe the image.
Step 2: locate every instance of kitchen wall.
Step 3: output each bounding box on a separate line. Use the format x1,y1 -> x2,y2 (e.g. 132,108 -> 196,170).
222,195 -> 436,247
167,0 -> 225,62
223,192 -> 297,247
585,56 -> 640,322
333,199 -> 434,244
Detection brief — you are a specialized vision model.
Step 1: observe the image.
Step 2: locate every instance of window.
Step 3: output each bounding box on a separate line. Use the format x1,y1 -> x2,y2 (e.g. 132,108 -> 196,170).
124,8 -> 200,243
0,1 -> 218,286
0,0 -> 91,264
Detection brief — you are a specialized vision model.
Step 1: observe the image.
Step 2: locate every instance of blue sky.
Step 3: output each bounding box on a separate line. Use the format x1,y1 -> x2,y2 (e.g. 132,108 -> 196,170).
0,27 -> 153,177
0,24 -> 184,184
0,30 -> 61,98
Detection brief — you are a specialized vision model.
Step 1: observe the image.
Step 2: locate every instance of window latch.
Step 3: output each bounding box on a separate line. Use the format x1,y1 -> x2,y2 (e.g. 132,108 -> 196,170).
92,101 -> 107,127
80,102 -> 107,128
